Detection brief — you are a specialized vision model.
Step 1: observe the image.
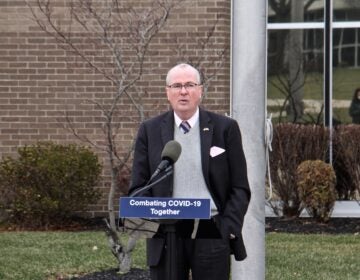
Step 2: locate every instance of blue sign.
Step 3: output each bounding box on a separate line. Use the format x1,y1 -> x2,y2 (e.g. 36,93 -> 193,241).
119,197 -> 211,219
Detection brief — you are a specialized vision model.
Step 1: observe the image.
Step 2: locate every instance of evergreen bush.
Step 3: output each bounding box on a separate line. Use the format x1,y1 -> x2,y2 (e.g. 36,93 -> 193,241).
296,160 -> 337,223
0,142 -> 102,227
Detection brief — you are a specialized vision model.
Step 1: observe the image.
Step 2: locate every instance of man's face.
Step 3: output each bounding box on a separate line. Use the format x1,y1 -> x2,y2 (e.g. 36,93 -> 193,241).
166,68 -> 202,120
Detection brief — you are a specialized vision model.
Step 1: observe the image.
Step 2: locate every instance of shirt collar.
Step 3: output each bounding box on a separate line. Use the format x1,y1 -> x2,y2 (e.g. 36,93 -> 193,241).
174,108 -> 199,128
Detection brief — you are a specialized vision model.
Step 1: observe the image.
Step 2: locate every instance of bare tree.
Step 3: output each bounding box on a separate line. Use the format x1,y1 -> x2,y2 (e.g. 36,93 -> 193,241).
26,0 -> 184,273
268,0 -> 318,123
269,40 -> 307,123
174,19 -> 230,99
26,0 -> 229,274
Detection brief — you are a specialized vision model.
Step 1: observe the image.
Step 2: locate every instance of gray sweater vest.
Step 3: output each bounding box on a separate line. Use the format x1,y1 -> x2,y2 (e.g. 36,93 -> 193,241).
173,121 -> 217,214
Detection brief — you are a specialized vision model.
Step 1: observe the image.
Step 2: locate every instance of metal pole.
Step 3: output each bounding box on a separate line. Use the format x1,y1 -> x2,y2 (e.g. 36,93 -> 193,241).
231,0 -> 266,279
324,0 -> 333,164
165,224 -> 177,280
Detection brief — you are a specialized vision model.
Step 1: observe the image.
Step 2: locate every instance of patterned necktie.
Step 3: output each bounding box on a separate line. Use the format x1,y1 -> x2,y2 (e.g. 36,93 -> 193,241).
180,121 -> 191,134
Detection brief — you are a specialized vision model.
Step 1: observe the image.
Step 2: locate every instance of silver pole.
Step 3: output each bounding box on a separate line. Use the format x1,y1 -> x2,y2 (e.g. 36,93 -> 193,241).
231,0 -> 266,279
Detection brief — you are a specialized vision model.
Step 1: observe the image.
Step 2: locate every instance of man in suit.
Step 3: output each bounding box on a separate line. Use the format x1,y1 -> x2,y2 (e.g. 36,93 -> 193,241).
129,63 -> 251,280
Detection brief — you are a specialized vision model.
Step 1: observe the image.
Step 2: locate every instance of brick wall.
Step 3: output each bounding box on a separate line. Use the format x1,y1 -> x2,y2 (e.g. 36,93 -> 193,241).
0,0 -> 231,216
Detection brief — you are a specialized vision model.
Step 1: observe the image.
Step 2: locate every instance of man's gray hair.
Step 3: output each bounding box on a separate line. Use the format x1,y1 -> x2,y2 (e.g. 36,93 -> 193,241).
166,63 -> 201,85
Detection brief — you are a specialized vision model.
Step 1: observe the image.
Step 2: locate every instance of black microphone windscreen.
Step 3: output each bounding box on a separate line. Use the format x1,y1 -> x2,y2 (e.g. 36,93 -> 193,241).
161,140 -> 182,164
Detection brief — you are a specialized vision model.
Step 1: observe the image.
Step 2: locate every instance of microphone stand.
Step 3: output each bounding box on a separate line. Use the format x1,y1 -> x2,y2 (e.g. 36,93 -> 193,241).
129,166 -> 179,280
129,166 -> 173,198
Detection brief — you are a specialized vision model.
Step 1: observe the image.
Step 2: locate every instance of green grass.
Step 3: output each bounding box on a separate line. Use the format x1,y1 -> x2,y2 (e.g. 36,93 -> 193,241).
333,107 -> 352,124
266,233 -> 360,280
267,67 -> 357,124
268,67 -> 360,100
0,231 -> 359,280
268,71 -> 323,100
333,68 -> 360,100
267,106 -> 353,124
0,231 -> 146,280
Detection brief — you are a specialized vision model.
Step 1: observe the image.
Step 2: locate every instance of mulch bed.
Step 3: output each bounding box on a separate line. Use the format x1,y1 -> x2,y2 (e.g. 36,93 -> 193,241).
67,216 -> 359,280
266,217 -> 360,234
70,268 -> 150,280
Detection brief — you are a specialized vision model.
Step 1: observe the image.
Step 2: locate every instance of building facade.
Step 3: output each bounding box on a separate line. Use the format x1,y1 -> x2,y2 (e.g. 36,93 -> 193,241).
1,0 -> 360,216
0,0 -> 231,215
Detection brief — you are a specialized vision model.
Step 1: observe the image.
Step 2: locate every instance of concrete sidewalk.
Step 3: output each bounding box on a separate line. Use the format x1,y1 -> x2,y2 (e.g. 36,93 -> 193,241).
266,200 -> 360,218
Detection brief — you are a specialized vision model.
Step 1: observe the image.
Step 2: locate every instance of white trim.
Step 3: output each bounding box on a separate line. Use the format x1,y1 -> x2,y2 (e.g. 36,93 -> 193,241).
333,21 -> 360,28
268,21 -> 360,30
267,22 -> 324,30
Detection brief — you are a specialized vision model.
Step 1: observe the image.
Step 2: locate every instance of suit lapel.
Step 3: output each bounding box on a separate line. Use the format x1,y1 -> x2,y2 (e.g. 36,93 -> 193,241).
159,111 -> 175,196
160,111 -> 174,146
199,109 -> 213,187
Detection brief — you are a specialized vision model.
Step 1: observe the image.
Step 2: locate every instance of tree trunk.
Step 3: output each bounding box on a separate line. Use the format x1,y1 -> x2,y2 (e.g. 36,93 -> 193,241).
287,0 -> 305,122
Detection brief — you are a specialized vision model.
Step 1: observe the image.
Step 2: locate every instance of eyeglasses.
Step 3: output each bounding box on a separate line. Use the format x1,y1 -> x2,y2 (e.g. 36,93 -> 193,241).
167,82 -> 200,91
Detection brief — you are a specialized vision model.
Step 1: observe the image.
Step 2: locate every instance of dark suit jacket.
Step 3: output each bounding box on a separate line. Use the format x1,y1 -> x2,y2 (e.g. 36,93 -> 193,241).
129,108 -> 251,261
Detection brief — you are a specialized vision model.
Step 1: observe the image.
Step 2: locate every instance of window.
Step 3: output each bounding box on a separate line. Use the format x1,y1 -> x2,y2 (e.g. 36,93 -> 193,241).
267,0 -> 360,162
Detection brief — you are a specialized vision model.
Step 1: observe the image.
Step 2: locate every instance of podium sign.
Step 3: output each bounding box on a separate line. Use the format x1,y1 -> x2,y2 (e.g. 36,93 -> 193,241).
120,197 -> 211,219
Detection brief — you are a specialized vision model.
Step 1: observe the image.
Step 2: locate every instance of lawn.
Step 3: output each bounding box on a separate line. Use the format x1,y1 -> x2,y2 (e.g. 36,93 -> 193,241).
267,68 -> 360,124
266,233 -> 360,280
0,231 -> 145,280
0,231 -> 359,280
268,67 -> 360,100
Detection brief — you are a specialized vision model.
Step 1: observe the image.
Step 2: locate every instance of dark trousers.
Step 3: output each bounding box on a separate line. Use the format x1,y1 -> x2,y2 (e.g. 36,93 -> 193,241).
147,219 -> 231,280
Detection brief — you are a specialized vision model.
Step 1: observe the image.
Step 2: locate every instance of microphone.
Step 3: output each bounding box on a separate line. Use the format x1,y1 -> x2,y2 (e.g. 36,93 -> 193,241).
149,140 -> 182,181
130,140 -> 182,197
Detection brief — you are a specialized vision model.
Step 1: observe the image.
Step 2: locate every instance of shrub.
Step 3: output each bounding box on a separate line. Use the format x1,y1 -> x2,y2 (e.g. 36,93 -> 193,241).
333,125 -> 360,199
269,124 -> 329,217
0,142 -> 102,227
296,160 -> 337,223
